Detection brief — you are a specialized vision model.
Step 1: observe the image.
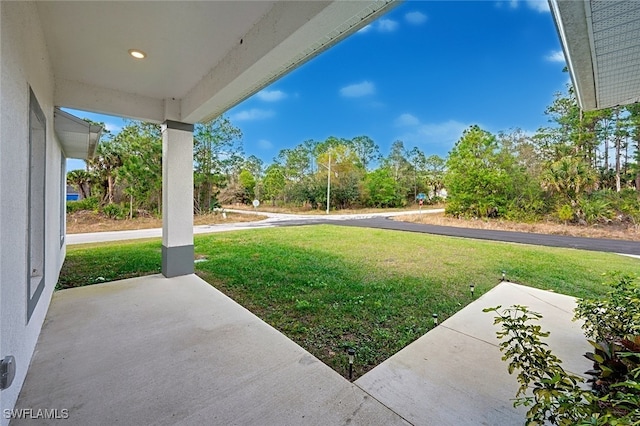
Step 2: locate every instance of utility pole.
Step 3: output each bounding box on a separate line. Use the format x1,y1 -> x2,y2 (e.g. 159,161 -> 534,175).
326,151 -> 331,214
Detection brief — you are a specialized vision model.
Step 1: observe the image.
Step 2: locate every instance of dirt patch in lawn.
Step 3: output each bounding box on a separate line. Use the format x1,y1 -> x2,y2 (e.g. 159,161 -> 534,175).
394,212 -> 640,242
66,210 -> 265,234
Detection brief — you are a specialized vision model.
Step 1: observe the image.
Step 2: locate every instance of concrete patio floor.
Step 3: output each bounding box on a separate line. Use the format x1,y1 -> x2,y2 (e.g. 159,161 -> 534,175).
14,275 -> 406,425
356,282 -> 591,426
14,276 -> 590,425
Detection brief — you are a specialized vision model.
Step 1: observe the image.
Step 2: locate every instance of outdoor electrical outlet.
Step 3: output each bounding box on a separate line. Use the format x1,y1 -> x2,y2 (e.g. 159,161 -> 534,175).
1,355 -> 16,390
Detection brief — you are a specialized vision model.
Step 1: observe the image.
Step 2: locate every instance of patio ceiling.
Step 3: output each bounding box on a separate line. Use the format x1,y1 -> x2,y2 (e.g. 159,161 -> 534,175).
550,0 -> 640,111
37,1 -> 395,124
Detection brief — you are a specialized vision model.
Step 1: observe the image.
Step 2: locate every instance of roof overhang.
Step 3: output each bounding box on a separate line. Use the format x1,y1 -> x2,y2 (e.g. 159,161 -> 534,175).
550,0 -> 640,110
54,108 -> 103,160
37,1 -> 397,124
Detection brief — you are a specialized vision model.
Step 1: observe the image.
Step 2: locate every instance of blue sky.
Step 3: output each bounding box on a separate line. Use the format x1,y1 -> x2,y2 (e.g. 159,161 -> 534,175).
68,0 -> 567,171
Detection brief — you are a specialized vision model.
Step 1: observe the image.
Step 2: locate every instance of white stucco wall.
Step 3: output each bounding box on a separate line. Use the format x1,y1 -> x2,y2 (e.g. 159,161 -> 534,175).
1,2 -> 65,423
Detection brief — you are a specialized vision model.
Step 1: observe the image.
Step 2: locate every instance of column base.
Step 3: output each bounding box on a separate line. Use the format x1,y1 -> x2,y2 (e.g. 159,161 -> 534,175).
162,244 -> 194,278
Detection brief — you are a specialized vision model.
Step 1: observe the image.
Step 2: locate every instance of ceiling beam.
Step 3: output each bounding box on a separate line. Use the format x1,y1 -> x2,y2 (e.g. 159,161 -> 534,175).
55,78 -> 165,123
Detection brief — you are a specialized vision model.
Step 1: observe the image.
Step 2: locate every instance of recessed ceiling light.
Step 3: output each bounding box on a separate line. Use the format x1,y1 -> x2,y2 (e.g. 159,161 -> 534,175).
128,49 -> 146,59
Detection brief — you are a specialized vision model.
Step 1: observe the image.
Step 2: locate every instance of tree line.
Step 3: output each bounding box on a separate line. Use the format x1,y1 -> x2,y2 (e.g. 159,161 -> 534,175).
445,84 -> 640,225
67,119 -> 447,218
68,79 -> 640,226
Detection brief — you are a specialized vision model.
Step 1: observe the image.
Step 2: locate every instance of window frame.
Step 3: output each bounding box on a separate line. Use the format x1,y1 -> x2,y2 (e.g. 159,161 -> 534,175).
27,88 -> 46,322
60,154 -> 65,247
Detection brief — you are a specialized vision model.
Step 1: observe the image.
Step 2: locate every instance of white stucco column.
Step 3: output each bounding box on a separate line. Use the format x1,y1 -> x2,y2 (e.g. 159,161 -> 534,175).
162,120 -> 194,278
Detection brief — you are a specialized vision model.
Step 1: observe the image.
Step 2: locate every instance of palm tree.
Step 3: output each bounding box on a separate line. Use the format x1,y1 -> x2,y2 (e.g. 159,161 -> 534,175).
88,140 -> 123,203
542,156 -> 597,203
66,169 -> 92,199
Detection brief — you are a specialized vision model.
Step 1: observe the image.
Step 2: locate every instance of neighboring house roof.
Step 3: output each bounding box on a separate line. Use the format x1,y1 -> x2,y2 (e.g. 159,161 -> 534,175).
37,1 -> 396,124
54,108 -> 103,160
550,0 -> 640,110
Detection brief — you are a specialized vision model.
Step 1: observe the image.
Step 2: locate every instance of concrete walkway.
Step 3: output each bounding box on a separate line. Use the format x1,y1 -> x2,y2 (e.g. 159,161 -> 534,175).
355,282 -> 591,426
15,277 -> 589,425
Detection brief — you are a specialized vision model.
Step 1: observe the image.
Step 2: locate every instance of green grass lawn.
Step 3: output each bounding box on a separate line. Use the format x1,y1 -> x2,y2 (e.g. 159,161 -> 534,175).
59,225 -> 639,380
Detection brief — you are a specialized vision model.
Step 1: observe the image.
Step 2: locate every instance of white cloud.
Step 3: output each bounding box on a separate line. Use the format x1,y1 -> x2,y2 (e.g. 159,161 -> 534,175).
339,81 -> 375,98
229,108 -> 275,121
405,11 -> 427,25
377,18 -> 398,32
416,120 -> 470,145
104,122 -> 122,133
357,19 -> 398,34
394,115 -> 471,148
494,1 -> 518,10
526,0 -> 550,12
395,113 -> 420,127
258,139 -> 273,150
545,50 -> 565,63
256,89 -> 287,102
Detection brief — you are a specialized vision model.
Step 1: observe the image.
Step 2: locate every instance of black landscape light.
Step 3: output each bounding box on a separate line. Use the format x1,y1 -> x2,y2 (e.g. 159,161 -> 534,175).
501,270 -> 506,282
470,283 -> 475,298
432,313 -> 438,326
347,348 -> 355,380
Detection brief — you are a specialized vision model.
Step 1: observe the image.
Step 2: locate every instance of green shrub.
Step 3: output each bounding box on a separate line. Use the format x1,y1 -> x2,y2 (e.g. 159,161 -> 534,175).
426,195 -> 444,205
102,203 -> 127,220
583,338 -> 640,416
504,198 -> 548,223
575,274 -> 640,341
486,275 -> 640,425
444,199 -> 464,218
66,202 -> 81,214
556,203 -> 574,223
578,196 -> 614,224
66,196 -> 99,213
617,189 -> 640,226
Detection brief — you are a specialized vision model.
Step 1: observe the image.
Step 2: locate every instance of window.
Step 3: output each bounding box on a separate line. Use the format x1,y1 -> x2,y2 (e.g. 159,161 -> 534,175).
60,155 -> 65,247
27,88 -> 46,322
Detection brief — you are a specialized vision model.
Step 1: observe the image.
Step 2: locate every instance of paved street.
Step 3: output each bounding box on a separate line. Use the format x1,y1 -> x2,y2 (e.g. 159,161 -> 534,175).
335,217 -> 640,256
67,209 -> 438,244
68,209 -> 640,257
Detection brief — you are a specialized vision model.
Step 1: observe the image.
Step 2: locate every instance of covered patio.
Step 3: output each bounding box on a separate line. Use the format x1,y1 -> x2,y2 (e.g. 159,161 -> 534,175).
3,0 -> 640,423
1,2 -> 397,419
14,274 -> 588,425
35,0 -> 399,278
14,274 -> 405,425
